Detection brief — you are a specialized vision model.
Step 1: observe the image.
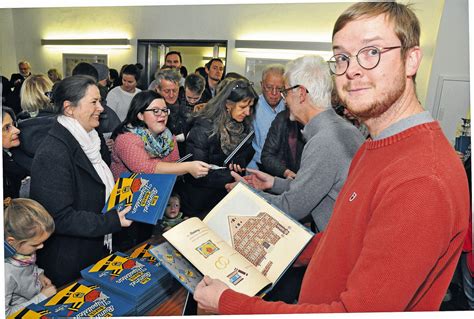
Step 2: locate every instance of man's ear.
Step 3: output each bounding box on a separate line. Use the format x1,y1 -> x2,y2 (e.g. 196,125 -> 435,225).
405,46 -> 422,78
299,86 -> 308,104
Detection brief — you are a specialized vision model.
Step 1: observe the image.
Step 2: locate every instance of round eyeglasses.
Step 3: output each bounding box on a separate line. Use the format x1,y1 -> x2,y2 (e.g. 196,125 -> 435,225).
328,45 -> 401,76
143,108 -> 170,116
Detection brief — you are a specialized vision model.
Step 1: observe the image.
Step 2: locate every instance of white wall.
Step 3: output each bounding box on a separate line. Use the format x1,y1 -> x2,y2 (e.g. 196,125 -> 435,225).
0,0 -> 448,106
0,9 -> 17,75
425,0 -> 470,142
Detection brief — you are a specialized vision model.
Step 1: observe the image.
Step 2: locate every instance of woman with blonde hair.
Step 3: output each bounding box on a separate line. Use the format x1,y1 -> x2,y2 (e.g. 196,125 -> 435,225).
47,68 -> 62,83
11,74 -> 56,174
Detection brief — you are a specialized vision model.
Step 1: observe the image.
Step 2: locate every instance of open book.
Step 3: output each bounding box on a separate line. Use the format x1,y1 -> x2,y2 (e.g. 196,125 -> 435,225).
151,182 -> 313,296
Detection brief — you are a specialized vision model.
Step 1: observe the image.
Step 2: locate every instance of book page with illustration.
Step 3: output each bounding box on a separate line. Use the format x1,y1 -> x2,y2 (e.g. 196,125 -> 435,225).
163,217 -> 271,296
203,182 -> 313,283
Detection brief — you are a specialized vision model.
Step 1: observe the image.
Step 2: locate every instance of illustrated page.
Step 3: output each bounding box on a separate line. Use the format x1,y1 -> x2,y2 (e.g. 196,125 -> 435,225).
164,217 -> 271,296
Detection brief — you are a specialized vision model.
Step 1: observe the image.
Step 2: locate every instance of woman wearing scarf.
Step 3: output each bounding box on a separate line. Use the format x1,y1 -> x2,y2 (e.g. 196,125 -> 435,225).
110,90 -> 211,250
180,78 -> 258,219
30,75 -> 133,287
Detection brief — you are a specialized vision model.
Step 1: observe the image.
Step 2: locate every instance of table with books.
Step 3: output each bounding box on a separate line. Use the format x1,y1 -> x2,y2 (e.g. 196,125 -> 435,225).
8,179 -> 314,318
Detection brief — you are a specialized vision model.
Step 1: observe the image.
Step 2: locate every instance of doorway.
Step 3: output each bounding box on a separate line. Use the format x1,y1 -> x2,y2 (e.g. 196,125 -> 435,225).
137,40 -> 227,89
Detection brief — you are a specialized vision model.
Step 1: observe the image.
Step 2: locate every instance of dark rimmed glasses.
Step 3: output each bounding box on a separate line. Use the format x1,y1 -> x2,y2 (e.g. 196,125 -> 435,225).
328,45 -> 402,76
143,108 -> 170,116
279,85 -> 308,98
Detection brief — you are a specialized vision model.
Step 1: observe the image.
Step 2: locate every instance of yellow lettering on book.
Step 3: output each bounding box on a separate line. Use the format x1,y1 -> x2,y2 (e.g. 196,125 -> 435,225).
140,192 -> 150,207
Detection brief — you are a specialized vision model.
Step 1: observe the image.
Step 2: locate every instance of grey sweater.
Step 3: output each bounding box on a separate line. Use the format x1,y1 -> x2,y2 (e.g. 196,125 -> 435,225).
257,108 -> 364,231
4,258 -> 47,316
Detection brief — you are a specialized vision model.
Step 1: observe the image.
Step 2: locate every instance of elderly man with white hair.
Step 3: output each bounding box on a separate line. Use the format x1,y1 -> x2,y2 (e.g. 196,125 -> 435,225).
230,55 -> 364,232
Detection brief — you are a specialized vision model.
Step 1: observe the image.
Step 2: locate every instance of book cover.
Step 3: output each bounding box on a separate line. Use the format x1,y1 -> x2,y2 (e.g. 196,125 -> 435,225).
162,182 -> 313,296
6,304 -> 50,319
129,242 -> 160,266
4,241 -> 15,259
149,241 -> 204,294
80,252 -> 172,302
32,279 -> 135,317
102,172 -> 177,225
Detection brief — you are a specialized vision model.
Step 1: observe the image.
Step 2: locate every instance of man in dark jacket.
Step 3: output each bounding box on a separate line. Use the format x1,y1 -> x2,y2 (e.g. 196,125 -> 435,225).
260,109 -> 305,178
8,61 -> 32,114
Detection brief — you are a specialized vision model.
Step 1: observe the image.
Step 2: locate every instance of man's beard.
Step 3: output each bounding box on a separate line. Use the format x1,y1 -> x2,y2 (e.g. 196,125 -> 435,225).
343,76 -> 405,120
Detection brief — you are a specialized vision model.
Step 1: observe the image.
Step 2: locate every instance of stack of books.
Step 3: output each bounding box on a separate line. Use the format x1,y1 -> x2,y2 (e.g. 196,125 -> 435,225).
80,249 -> 174,315
23,279 -> 136,317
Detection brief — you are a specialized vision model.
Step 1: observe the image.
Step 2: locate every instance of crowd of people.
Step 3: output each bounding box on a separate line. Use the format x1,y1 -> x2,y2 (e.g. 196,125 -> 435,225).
2,1 -> 472,316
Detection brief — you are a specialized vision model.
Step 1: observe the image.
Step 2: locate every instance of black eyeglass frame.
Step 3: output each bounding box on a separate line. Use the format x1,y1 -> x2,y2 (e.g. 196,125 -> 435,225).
279,85 -> 309,98
143,108 -> 171,116
328,45 -> 402,76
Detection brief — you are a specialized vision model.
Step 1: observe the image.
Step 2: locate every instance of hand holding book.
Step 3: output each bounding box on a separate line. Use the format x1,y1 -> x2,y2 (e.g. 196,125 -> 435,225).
194,276 -> 229,314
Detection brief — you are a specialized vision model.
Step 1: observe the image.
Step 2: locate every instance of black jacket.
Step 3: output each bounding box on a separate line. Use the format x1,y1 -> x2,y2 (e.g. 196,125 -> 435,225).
260,110 -> 305,177
3,150 -> 28,199
7,73 -> 29,114
179,117 -> 254,217
31,121 -> 121,287
11,111 -> 57,175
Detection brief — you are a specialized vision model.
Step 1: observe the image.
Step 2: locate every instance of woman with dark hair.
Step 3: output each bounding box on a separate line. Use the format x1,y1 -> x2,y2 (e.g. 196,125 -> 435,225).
111,90 -> 210,179
2,106 -> 28,200
110,90 -> 210,250
180,79 -> 258,218
11,74 -> 56,174
30,75 -> 133,287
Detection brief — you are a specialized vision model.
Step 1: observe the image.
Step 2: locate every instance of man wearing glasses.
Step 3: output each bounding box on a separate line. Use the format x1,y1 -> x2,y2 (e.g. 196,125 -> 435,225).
193,2 -> 469,314
247,64 -> 286,171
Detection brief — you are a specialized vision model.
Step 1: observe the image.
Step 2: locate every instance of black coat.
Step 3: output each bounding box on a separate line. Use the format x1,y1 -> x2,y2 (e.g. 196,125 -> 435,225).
179,117 -> 254,217
11,111 -> 57,175
260,109 -> 305,177
7,73 -> 28,114
30,121 -> 121,287
2,150 -> 28,199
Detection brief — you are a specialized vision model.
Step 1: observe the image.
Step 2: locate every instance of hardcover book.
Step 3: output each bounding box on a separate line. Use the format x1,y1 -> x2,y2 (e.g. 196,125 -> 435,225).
80,252 -> 172,303
150,241 -> 203,294
102,172 -> 177,225
158,182 -> 313,296
31,279 -> 135,317
4,241 -> 15,259
129,242 -> 160,266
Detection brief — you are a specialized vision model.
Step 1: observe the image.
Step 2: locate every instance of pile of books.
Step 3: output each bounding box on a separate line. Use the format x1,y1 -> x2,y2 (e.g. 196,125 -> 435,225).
8,243 -> 175,318
80,246 -> 175,315
22,279 -> 136,317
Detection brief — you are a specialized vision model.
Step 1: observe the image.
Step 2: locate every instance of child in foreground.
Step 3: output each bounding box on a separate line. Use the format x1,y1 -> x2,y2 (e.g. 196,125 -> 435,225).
4,198 -> 57,316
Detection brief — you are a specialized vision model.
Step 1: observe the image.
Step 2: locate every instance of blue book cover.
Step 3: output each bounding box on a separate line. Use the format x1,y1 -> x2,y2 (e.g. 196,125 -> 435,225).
6,304 -> 50,319
32,279 -> 135,317
149,242 -> 203,294
4,241 -> 16,259
129,242 -> 160,266
102,172 -> 177,225
80,252 -> 171,302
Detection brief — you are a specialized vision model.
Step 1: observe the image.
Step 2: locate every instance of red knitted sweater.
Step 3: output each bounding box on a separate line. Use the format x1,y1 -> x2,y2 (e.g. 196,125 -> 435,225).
219,121 -> 470,314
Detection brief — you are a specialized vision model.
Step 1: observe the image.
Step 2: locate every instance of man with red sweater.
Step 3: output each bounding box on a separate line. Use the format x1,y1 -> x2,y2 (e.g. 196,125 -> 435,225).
193,2 -> 470,314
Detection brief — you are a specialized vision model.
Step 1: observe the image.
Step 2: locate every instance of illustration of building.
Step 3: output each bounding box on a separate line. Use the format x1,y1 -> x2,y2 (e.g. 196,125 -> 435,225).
228,212 -> 289,273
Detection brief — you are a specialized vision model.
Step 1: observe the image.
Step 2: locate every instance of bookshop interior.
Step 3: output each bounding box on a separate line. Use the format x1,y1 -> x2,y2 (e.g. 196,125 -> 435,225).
1,0 -> 473,317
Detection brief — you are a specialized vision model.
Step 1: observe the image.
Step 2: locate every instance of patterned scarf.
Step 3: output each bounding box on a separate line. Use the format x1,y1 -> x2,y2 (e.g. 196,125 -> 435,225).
10,253 -> 37,267
128,126 -> 174,158
220,116 -> 248,156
